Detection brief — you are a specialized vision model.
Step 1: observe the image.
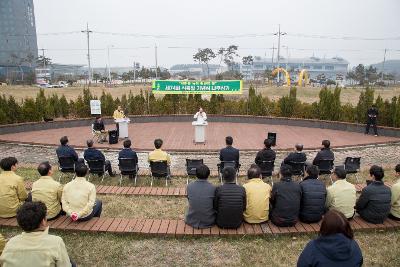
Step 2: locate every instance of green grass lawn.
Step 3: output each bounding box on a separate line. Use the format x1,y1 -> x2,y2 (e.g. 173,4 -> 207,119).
1,227 -> 399,266
15,166 -> 400,187
1,167 -> 399,266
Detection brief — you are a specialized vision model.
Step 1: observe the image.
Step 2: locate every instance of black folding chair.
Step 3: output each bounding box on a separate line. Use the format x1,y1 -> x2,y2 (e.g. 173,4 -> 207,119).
57,156 -> 76,182
185,159 -> 204,185
317,159 -> 334,184
86,159 -> 106,182
287,161 -> 306,180
344,157 -> 361,183
217,161 -> 240,184
118,158 -> 139,186
257,160 -> 275,186
150,161 -> 170,187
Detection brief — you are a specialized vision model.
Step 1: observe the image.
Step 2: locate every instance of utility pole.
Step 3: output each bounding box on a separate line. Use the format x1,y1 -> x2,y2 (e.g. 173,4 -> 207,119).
381,48 -> 387,81
273,24 -> 286,84
133,61 -> 136,83
107,45 -> 114,83
81,23 -> 93,82
39,48 -> 46,69
154,44 -> 158,79
39,48 -> 49,82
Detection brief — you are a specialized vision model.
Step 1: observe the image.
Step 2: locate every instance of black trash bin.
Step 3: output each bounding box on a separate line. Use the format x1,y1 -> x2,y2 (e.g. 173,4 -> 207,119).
109,130 -> 118,144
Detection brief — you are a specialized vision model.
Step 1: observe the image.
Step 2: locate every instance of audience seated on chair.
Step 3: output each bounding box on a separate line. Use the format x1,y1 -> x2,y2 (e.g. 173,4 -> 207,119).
312,140 -> 335,166
92,116 -> 108,143
62,164 -> 102,222
220,136 -> 240,168
299,165 -> 327,223
0,201 -> 75,267
356,165 -> 391,224
283,143 -> 306,165
56,136 -> 83,163
0,157 -> 28,218
255,138 -> 276,165
270,164 -> 302,227
0,233 -> 5,255
185,164 -> 216,229
297,209 -> 363,267
389,164 -> 400,221
148,138 -> 171,165
325,166 -> 356,219
31,162 -> 64,220
84,139 -> 115,177
119,139 -> 138,164
243,165 -> 271,224
214,167 -> 246,229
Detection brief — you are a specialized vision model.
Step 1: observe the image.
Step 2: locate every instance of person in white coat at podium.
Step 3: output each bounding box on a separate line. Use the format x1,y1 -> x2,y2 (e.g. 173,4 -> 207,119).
193,108 -> 208,143
194,107 -> 207,124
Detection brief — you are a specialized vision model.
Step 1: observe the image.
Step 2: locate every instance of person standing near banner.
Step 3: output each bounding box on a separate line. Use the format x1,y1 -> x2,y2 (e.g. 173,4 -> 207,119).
113,105 -> 126,137
194,107 -> 207,124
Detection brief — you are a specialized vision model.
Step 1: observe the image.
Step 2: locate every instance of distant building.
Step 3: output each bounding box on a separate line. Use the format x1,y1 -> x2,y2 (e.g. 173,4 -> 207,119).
241,56 -> 349,81
371,60 -> 400,80
170,64 -> 223,78
0,0 -> 38,81
36,64 -> 85,82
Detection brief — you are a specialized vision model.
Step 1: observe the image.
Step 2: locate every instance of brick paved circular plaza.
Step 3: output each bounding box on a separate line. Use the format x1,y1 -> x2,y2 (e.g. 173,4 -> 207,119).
0,121 -> 398,151
1,119 -> 399,174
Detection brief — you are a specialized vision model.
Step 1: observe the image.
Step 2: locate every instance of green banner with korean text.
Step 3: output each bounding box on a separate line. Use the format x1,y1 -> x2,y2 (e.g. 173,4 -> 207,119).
152,80 -> 243,94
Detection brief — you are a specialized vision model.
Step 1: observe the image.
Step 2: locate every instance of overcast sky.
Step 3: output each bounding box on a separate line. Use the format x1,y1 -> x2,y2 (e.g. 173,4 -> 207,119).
33,0 -> 400,69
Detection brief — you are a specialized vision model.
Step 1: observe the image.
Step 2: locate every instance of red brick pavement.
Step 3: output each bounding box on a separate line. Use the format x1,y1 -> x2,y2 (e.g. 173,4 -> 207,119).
1,122 -> 398,151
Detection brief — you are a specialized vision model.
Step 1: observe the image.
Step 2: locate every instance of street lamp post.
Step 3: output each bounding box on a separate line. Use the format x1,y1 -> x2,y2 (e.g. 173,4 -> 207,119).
273,24 -> 286,85
107,45 -> 114,84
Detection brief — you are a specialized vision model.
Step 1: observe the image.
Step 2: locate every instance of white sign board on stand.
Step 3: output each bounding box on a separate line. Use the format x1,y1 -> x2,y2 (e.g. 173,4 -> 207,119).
90,100 -> 101,115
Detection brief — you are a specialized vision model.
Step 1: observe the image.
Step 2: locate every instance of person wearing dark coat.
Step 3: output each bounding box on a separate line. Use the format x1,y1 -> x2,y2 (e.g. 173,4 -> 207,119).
83,139 -> 115,176
185,164 -> 216,229
255,138 -> 276,165
214,167 -> 246,229
312,140 -> 334,166
56,136 -> 83,163
283,143 -> 307,165
270,165 -> 302,227
219,136 -> 240,168
365,105 -> 378,136
356,165 -> 391,224
93,116 -> 105,131
297,209 -> 363,267
299,165 -> 327,223
118,139 -> 138,164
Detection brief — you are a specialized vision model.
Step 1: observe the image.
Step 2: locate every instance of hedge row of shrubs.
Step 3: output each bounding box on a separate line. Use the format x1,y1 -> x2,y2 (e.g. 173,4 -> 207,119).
1,86 -> 400,127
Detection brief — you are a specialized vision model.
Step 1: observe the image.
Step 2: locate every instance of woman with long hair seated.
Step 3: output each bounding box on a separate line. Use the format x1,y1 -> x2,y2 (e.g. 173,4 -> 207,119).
297,209 -> 363,267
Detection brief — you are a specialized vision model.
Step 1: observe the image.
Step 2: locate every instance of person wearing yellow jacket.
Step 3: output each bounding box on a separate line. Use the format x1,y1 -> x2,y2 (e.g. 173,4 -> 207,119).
0,234 -> 6,255
0,157 -> 28,218
390,164 -> 400,220
113,105 -> 126,137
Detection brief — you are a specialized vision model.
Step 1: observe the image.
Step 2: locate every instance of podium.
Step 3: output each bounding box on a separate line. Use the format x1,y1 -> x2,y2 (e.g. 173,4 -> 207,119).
115,118 -> 130,138
192,121 -> 208,143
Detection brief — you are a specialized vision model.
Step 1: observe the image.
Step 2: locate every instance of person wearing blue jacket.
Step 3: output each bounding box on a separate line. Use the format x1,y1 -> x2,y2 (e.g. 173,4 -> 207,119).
297,209 -> 363,267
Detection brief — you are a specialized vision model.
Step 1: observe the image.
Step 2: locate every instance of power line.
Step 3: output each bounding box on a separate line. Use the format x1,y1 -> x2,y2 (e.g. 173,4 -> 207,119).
3,31 -> 400,41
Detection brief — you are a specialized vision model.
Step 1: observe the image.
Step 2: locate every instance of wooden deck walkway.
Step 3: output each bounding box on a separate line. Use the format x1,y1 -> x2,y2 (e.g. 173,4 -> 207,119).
24,182 -> 392,197
0,215 -> 399,236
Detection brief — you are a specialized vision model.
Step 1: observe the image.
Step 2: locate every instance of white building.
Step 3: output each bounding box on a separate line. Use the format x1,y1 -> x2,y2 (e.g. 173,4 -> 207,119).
241,56 -> 349,81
